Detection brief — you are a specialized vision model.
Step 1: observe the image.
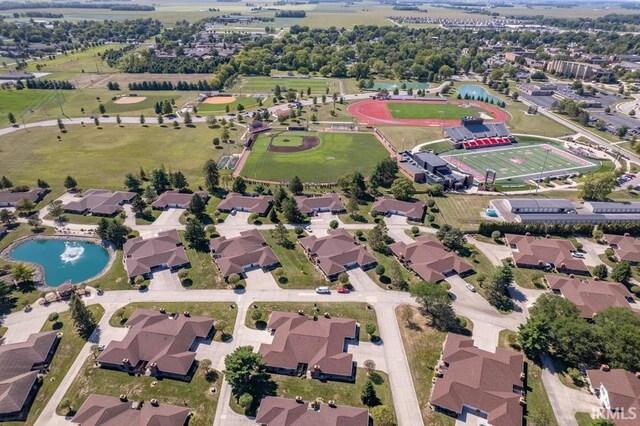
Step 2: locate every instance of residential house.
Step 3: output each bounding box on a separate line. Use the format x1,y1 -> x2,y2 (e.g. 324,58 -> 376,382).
255,396 -> 369,426
122,230 -> 190,279
97,309 -> 214,380
259,312 -> 357,381
298,229 -> 376,280
0,189 -> 46,207
217,193 -> 272,216
605,234 -> 640,264
209,229 -> 279,277
389,234 -> 473,282
431,334 -> 525,426
63,189 -> 136,216
371,196 -> 425,221
151,191 -> 209,210
586,367 -> 640,426
504,234 -> 589,275
294,193 -> 345,216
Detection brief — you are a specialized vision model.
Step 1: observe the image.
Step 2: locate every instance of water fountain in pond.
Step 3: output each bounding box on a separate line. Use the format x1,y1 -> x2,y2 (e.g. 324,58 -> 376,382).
60,242 -> 85,263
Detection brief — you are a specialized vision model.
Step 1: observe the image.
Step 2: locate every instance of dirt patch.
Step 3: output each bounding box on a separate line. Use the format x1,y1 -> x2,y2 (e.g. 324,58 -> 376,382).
203,96 -> 236,105
267,136 -> 321,153
113,96 -> 146,105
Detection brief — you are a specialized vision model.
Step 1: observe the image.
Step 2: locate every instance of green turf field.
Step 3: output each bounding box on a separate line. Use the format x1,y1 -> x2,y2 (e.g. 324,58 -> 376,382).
387,102 -> 483,120
441,143 -> 599,182
240,131 -> 389,182
230,76 -> 340,94
198,96 -> 261,113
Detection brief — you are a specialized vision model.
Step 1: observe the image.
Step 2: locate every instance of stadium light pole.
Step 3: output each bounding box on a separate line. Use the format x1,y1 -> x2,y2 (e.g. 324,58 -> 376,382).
535,148 -> 551,194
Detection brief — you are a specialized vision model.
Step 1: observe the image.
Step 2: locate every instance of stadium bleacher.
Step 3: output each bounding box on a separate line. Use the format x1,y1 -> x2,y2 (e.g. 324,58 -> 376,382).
462,137 -> 512,149
444,116 -> 512,150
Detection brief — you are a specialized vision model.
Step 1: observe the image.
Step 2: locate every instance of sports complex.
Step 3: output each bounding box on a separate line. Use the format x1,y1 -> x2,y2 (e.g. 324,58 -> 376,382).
347,98 -> 509,126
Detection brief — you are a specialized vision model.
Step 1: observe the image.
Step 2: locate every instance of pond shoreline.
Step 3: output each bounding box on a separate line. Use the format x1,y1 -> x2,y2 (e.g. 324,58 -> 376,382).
0,235 -> 116,290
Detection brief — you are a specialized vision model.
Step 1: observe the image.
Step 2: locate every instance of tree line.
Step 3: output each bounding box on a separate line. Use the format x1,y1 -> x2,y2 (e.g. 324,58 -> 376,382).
22,78 -> 74,90
127,80 -> 215,91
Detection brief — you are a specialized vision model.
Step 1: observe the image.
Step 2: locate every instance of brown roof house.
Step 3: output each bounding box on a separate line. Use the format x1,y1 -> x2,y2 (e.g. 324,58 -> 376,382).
504,234 -> 589,275
546,275 -> 633,319
605,234 -> 640,264
71,394 -> 190,426
0,188 -> 46,207
586,367 -> 640,426
298,228 -> 376,280
255,396 -> 369,426
151,190 -> 209,210
209,229 -> 280,277
371,196 -> 425,221
217,193 -> 272,216
122,230 -> 190,279
64,189 -> 136,216
97,309 -> 214,380
0,331 -> 60,421
389,234 -> 473,282
259,311 -> 357,381
294,193 -> 345,216
431,334 -> 525,426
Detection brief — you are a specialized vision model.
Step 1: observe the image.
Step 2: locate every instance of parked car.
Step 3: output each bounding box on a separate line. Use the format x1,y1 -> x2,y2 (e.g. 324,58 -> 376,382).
337,286 -> 350,294
465,283 -> 476,292
315,286 -> 330,294
571,252 -> 585,259
305,225 -> 312,233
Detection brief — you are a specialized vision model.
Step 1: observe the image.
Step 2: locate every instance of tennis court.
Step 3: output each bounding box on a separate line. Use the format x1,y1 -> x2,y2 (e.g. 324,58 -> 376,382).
441,143 -> 599,182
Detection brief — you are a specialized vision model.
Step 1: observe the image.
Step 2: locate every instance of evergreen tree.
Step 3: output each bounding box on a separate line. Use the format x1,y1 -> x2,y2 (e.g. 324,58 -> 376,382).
188,193 -> 206,216
69,293 -> 97,340
0,175 -> 13,189
151,168 -> 171,193
171,171 -> 188,191
185,218 -> 207,250
232,177 -> 247,194
96,218 -> 109,240
288,176 -> 304,195
361,380 -> 380,407
131,196 -> 146,216
124,173 -> 141,192
7,112 -> 16,125
282,198 -> 302,223
63,175 -> 77,191
203,159 -> 220,193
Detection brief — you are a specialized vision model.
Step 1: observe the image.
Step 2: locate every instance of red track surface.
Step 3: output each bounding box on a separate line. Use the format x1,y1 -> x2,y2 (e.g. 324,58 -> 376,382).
346,99 -> 510,126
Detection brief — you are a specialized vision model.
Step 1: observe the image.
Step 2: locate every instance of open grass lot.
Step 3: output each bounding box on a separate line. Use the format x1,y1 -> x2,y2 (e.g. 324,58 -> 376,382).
58,356 -> 221,426
241,131 -> 389,182
109,302 -> 238,341
229,76 -> 340,95
198,96 -> 262,114
376,126 -> 447,151
0,124 -> 235,193
245,302 -> 378,342
181,243 -> 231,290
387,102 -> 484,120
259,230 -> 326,289
441,143 -> 600,183
431,195 -> 489,232
86,250 -> 133,291
4,304 -> 105,426
270,367 -> 394,418
497,330 -> 558,426
17,44 -> 125,75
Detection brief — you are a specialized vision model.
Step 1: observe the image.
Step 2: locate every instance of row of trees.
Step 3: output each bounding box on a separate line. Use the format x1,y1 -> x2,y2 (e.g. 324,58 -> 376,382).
127,80 -> 215,91
22,79 -> 75,90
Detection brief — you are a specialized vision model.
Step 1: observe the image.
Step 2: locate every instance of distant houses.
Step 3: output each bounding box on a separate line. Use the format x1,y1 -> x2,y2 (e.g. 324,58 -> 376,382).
0,188 -> 46,207
64,189 -> 136,216
431,334 -> 525,426
255,396 -> 369,426
371,196 -> 425,221
209,229 -> 280,277
97,309 -> 214,381
504,233 -> 589,275
151,190 -> 209,210
122,230 -> 190,279
298,229 -> 376,280
258,311 -> 357,382
217,193 -> 273,216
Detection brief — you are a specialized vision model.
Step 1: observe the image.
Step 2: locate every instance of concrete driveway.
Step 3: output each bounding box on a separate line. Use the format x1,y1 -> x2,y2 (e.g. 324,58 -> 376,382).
348,340 -> 388,373
149,269 -> 183,291
244,268 -> 280,290
216,211 -> 252,237
309,212 -> 339,236
455,407 -> 489,426
153,208 -> 184,227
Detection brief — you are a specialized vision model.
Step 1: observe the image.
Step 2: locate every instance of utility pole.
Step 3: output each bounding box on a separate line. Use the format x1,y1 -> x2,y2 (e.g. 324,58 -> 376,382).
535,148 -> 551,194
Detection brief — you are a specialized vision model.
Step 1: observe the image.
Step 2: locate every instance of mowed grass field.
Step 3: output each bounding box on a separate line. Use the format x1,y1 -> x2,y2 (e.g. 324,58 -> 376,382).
441,143 -> 599,181
230,76 -> 340,95
197,95 -> 262,113
241,131 -> 389,182
269,131 -> 315,147
387,102 -> 484,120
0,124 -> 234,192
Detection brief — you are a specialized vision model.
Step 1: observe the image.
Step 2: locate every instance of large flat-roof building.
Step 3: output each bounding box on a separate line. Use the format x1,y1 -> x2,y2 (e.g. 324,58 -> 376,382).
298,229 -> 376,280
97,309 -> 214,380
546,60 -> 612,80
586,367 -> 640,426
389,234 -> 473,282
259,312 -> 357,381
71,394 -> 190,426
431,334 -> 525,426
209,229 -> 279,277
504,234 -> 589,275
398,151 -> 473,189
64,189 -> 136,216
122,230 -> 189,279
255,396 -> 369,426
0,331 -> 59,421
546,275 -> 634,319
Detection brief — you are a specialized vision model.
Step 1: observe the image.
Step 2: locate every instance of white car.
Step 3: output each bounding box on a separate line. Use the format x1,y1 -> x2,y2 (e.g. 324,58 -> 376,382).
571,252 -> 585,259
465,283 -> 476,293
305,226 -> 312,233
315,286 -> 330,294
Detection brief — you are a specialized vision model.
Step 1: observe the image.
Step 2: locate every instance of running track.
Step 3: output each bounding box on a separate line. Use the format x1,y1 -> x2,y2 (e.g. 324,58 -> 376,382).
346,99 -> 510,126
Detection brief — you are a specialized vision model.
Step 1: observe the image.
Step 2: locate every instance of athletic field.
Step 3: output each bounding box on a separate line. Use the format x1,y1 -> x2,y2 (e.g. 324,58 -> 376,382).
387,102 -> 484,120
229,76 -> 340,94
198,96 -> 261,113
240,131 -> 389,182
441,143 -> 599,182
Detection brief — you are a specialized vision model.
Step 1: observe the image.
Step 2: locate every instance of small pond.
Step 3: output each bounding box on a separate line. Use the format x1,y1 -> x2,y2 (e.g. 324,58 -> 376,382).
457,84 -> 504,105
9,239 -> 109,287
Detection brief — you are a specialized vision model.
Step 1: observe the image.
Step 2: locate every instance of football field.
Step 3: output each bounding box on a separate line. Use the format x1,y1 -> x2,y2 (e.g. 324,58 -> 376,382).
441,144 -> 598,182
387,102 -> 483,120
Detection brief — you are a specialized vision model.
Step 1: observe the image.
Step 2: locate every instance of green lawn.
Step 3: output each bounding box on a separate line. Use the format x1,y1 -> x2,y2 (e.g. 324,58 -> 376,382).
0,124 -> 235,193
240,131 -> 389,182
245,302 -> 378,342
229,76 -> 340,95
259,230 -> 326,289
198,96 -> 262,114
109,302 -> 238,341
58,356 -> 221,426
19,44 -> 125,75
6,304 -> 105,426
387,102 -> 484,120
431,195 -> 490,232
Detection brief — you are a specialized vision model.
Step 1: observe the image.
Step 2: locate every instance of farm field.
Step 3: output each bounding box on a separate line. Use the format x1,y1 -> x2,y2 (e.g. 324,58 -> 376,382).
240,131 -> 389,182
441,142 -> 600,182
229,76 -> 341,94
0,124 -> 235,192
387,102 -> 484,120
